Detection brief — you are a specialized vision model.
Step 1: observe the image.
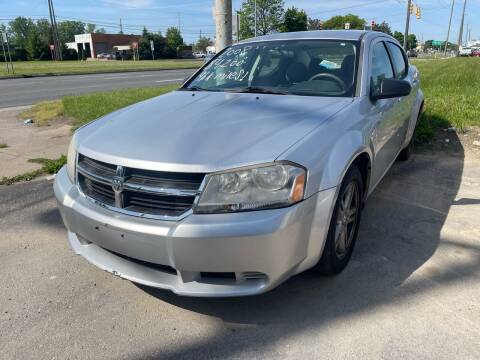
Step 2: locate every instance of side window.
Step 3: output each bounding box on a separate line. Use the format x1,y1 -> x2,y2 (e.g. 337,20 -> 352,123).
370,42 -> 394,94
386,42 -> 407,78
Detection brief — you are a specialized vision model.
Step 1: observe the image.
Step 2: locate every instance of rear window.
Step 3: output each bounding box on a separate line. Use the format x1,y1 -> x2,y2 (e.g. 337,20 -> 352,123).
386,42 -> 407,79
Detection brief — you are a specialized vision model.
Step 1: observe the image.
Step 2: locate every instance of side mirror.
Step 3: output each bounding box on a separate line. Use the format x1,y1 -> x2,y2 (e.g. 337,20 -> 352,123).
371,78 -> 412,101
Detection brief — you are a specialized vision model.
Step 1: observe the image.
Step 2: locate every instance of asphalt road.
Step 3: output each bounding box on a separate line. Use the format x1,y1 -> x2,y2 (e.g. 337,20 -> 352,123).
2,150 -> 480,359
0,69 -> 196,108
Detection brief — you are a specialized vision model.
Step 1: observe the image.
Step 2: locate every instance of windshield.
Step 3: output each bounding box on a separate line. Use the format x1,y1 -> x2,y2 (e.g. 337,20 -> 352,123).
184,40 -> 359,97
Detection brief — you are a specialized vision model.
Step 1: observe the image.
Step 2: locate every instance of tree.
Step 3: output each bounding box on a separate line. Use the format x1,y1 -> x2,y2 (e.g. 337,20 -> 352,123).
8,17 -> 36,48
373,21 -> 392,36
323,14 -> 366,30
57,20 -> 85,44
194,36 -> 211,52
139,27 -> 167,60
280,7 -> 307,32
36,19 -> 53,46
392,32 -> 417,50
393,31 -> 404,45
308,18 -> 323,31
85,23 -> 96,34
238,0 -> 285,39
25,27 -> 48,60
165,27 -> 183,58
407,34 -> 417,50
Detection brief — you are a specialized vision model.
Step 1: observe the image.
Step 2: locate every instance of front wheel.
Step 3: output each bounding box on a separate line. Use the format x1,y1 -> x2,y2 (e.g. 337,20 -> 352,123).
315,165 -> 364,275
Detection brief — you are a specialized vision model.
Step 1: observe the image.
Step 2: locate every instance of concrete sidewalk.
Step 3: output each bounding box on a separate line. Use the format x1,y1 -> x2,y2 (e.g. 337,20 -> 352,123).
0,106 -> 71,178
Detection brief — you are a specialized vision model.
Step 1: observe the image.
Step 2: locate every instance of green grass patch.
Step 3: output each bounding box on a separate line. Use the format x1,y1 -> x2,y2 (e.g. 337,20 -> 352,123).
1,59 -> 201,77
0,155 -> 66,186
0,143 -> 8,149
19,100 -> 64,126
62,84 -> 179,129
412,57 -> 480,141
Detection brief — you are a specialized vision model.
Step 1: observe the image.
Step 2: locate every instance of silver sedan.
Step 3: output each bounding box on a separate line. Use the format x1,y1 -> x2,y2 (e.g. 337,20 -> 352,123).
55,30 -> 424,297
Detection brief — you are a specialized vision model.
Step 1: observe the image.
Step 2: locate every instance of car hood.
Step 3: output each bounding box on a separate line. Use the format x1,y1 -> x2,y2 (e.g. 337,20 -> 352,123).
77,91 -> 352,173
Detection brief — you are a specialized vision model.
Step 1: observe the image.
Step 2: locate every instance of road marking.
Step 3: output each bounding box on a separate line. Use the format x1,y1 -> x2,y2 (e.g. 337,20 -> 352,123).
155,78 -> 184,83
103,74 -> 155,80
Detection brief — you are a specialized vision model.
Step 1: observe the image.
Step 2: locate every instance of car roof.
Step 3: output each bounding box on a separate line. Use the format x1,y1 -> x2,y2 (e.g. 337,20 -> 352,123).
240,30 -> 372,44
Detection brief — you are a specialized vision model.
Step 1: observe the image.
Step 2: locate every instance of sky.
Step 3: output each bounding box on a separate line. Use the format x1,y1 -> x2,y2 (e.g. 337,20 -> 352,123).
1,0 -> 479,45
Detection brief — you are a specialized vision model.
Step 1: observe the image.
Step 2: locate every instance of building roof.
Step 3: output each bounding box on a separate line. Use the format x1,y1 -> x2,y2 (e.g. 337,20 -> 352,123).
240,30 -> 370,44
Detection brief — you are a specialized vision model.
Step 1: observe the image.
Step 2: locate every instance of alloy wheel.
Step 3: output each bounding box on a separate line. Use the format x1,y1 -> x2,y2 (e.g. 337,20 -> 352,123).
334,181 -> 360,259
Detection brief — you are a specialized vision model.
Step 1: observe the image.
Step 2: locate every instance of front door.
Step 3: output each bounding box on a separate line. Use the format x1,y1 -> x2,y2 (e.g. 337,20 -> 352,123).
368,40 -> 406,188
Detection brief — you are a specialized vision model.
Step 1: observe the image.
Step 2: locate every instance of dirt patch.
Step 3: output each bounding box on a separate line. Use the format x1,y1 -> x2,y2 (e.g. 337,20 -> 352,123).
0,106 -> 72,178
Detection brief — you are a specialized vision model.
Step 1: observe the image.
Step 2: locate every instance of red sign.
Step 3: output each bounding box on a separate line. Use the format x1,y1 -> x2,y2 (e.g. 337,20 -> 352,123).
49,44 -> 55,50
132,42 -> 138,49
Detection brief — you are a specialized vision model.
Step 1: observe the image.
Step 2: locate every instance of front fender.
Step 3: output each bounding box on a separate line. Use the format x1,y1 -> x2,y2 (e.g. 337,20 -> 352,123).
281,126 -> 372,198
320,130 -> 372,191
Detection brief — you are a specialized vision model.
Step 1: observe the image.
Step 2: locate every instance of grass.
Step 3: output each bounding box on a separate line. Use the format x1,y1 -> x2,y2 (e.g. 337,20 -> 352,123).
18,100 -> 64,126
0,155 -> 66,186
0,59 -> 201,77
412,57 -> 480,141
63,84 -> 179,129
19,84 -> 179,129
0,143 -> 8,149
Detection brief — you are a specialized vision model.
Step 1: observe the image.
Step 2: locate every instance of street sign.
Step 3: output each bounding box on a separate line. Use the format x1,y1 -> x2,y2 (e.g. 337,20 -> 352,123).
49,44 -> 55,50
150,40 -> 154,51
432,40 -> 444,46
345,23 -> 351,30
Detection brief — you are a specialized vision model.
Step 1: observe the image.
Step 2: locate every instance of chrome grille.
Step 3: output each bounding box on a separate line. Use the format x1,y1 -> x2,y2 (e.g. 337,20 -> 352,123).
77,154 -> 205,219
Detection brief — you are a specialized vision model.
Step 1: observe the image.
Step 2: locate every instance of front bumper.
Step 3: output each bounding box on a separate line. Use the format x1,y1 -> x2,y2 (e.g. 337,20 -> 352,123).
54,167 -> 336,297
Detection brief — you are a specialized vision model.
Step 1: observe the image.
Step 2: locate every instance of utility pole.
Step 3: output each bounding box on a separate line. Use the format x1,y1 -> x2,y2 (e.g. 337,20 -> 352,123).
215,0 -> 232,52
236,12 -> 240,42
119,18 -> 123,34
1,31 -> 10,74
457,0 -> 467,53
444,0 -> 455,55
254,0 -> 257,37
4,32 -> 14,74
47,0 -> 57,60
48,0 -> 62,60
403,0 -> 412,51
51,0 -> 62,60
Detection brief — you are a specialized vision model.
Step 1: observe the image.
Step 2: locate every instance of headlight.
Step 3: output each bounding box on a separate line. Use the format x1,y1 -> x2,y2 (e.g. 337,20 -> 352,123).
66,134 -> 77,183
194,163 -> 306,214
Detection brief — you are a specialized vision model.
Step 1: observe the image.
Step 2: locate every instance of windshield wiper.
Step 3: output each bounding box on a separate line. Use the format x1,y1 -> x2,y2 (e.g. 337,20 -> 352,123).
179,86 -> 211,92
224,86 -> 288,95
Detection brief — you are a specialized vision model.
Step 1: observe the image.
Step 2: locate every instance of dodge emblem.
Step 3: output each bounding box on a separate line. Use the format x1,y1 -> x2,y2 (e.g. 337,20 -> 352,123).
112,176 -> 124,193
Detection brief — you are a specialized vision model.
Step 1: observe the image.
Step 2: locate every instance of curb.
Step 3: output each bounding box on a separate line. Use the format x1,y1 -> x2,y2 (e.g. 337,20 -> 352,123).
0,65 -> 200,80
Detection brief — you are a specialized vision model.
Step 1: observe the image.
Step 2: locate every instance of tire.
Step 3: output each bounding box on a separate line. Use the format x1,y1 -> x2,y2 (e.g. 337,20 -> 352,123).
397,129 -> 415,161
398,108 -> 422,161
315,164 -> 364,275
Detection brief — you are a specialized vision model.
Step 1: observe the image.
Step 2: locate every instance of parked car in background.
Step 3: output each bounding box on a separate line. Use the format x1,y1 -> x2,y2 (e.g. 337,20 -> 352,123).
204,53 -> 215,63
471,49 -> 480,57
97,53 -> 115,60
193,52 -> 206,59
407,49 -> 417,58
459,47 -> 473,56
55,30 -> 424,297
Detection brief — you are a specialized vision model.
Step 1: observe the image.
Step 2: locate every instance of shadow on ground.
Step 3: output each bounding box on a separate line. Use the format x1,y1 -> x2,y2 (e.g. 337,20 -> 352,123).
133,132 -> 471,359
